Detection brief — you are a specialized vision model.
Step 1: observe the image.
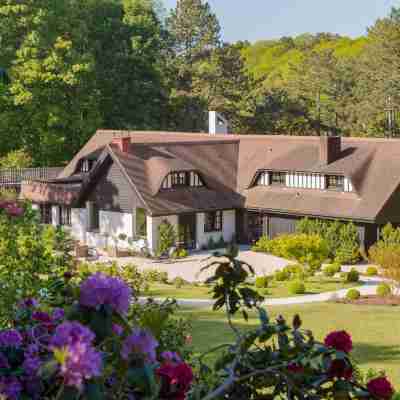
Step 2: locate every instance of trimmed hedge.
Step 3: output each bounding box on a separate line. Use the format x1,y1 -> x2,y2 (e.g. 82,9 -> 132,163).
365,266 -> 378,276
346,269 -> 360,283
346,289 -> 361,300
377,283 -> 392,297
287,280 -> 306,295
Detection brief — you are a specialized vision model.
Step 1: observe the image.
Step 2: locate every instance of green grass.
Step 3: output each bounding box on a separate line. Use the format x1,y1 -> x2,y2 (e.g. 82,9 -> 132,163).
178,303 -> 400,389
145,278 -> 360,299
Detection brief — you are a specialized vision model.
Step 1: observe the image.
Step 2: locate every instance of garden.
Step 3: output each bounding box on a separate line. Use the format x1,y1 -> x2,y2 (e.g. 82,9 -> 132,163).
0,198 -> 397,399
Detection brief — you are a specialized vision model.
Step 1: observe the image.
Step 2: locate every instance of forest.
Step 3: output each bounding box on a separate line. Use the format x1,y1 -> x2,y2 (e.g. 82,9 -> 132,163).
1,0 -> 400,166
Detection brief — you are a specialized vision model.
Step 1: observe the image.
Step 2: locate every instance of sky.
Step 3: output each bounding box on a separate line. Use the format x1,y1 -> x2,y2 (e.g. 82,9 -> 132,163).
162,0 -> 399,43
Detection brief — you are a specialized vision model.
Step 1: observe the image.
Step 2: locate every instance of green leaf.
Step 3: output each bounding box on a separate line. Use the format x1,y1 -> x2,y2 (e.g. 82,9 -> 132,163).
85,381 -> 105,400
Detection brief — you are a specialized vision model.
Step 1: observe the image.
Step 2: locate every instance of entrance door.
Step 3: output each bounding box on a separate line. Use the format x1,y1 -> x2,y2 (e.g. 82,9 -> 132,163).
178,214 -> 196,250
247,212 -> 265,244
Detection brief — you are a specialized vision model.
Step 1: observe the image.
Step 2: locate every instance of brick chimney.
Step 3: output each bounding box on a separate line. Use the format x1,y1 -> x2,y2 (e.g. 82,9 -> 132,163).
320,135 -> 341,165
112,137 -> 131,153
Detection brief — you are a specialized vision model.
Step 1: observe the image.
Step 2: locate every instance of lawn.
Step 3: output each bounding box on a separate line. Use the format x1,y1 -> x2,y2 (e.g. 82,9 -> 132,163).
145,277 -> 361,299
177,303 -> 400,389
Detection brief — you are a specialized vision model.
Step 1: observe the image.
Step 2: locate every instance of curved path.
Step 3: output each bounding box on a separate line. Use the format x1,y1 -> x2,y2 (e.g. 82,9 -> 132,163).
139,277 -> 384,308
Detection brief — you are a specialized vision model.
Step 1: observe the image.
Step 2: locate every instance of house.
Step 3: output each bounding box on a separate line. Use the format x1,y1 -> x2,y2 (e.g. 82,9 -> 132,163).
20,114 -> 400,254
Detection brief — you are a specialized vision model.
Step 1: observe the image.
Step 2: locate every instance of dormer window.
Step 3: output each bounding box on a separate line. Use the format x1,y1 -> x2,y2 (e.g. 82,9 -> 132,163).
326,175 -> 344,191
80,159 -> 94,173
161,171 -> 204,190
270,172 -> 286,186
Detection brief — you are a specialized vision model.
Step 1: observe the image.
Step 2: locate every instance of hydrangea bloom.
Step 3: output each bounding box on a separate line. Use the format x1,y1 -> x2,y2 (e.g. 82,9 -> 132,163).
0,329 -> 23,348
121,328 -> 158,362
79,273 -> 132,315
52,308 -> 65,321
0,376 -> 22,400
50,322 -> 102,389
324,330 -> 353,353
367,377 -> 394,400
18,298 -> 39,309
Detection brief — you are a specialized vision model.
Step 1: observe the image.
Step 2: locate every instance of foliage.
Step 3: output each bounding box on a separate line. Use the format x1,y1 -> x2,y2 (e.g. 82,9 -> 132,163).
253,233 -> 329,270
377,283 -> 392,297
296,218 -> 360,264
254,276 -> 269,289
77,261 -> 150,295
366,266 -> 379,276
324,265 -> 337,277
157,220 -> 177,257
274,269 -> 291,282
369,224 -> 400,290
172,277 -> 187,289
287,280 -> 306,295
172,248 -> 189,259
346,268 -> 360,283
0,201 -> 73,325
191,248 -> 395,400
0,148 -> 32,168
346,288 -> 361,300
0,273 -> 193,399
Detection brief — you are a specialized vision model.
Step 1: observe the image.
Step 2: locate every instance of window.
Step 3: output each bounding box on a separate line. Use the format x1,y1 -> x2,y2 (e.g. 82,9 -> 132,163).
87,202 -> 99,231
161,171 -> 204,189
80,159 -> 94,173
204,211 -> 223,233
270,172 -> 286,186
256,171 -> 269,186
326,175 -> 344,191
59,206 -> 71,226
40,204 -> 52,224
135,208 -> 147,238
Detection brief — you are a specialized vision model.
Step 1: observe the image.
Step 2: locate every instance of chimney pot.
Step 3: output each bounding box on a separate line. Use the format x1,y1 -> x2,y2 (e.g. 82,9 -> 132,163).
320,135 -> 341,165
112,137 -> 131,153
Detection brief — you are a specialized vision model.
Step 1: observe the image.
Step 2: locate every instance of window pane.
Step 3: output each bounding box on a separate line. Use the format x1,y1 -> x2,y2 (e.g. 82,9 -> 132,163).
136,208 -> 147,237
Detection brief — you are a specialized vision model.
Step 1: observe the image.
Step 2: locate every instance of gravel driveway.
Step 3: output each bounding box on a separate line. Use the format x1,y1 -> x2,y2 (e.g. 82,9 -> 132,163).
98,246 -> 292,283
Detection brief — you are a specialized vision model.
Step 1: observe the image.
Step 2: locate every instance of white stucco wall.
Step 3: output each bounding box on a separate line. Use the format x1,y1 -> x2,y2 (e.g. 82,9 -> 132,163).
196,210 -> 236,250
147,215 -> 179,254
51,205 -> 60,227
71,208 -> 87,242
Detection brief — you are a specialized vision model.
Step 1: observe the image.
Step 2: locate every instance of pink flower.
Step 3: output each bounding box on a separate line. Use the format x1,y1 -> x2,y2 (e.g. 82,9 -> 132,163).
157,362 -> 194,400
367,377 -> 394,400
324,330 -> 353,353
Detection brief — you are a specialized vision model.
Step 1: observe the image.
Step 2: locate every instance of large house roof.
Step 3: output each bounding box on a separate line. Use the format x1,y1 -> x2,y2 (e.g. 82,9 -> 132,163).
30,130 -> 400,222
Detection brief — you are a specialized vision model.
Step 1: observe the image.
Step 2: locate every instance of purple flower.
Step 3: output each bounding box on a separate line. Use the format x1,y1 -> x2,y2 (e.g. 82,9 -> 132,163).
112,324 -> 124,336
161,351 -> 182,364
0,329 -> 23,348
51,322 -> 102,389
121,328 -> 158,363
79,273 -> 132,315
0,376 -> 22,400
52,308 -> 65,321
0,353 -> 9,369
23,355 -> 41,376
32,311 -> 52,324
18,298 -> 39,309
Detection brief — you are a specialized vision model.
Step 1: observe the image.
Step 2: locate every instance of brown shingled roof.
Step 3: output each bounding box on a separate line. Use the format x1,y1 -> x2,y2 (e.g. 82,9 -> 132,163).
54,130 -> 400,222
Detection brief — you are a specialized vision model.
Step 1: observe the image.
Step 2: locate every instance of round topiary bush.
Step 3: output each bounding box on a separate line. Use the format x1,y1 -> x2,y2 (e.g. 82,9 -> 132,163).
323,266 -> 336,277
330,262 -> 342,274
377,283 -> 392,297
287,280 -> 306,295
366,266 -> 378,276
255,276 -> 269,288
346,288 -> 361,300
346,268 -> 360,283
173,277 -> 187,289
274,270 -> 290,282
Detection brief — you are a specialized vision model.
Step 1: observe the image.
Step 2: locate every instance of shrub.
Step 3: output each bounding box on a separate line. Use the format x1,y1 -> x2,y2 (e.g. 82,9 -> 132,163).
173,277 -> 187,289
377,283 -> 392,297
255,276 -> 269,288
178,248 -> 189,258
346,268 -> 360,283
274,269 -> 290,282
157,220 -> 177,257
251,235 -> 270,252
260,288 -> 270,296
296,218 -> 360,264
217,235 -> 226,249
287,280 -> 306,295
323,265 -> 336,277
253,233 -> 329,270
366,266 -> 379,276
346,288 -> 361,300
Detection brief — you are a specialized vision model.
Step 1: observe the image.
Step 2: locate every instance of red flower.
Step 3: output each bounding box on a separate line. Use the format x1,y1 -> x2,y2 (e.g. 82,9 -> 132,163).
367,377 -> 394,400
287,363 -> 304,374
328,359 -> 353,379
157,361 -> 194,400
324,331 -> 353,353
